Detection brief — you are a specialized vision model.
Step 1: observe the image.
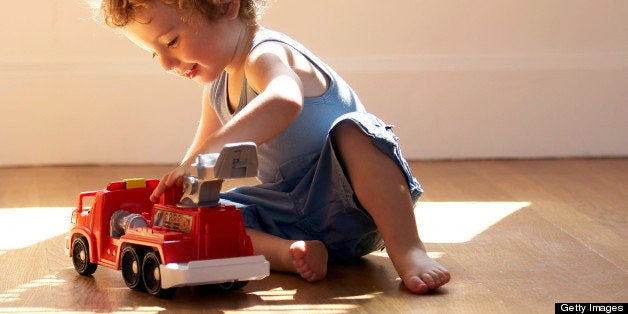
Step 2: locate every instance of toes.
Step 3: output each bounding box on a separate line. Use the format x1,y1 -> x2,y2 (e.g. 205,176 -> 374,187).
420,272 -> 439,290
295,263 -> 310,274
432,271 -> 446,287
289,241 -> 306,260
431,266 -> 450,285
297,268 -> 320,282
296,263 -> 325,282
425,269 -> 451,290
300,269 -> 313,280
404,270 -> 450,293
296,265 -> 320,282
436,268 -> 451,284
289,240 -> 328,283
405,276 -> 429,294
293,258 -> 305,268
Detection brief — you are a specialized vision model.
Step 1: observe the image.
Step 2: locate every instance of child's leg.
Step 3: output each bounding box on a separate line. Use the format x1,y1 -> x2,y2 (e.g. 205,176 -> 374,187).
331,121 -> 450,293
246,228 -> 328,282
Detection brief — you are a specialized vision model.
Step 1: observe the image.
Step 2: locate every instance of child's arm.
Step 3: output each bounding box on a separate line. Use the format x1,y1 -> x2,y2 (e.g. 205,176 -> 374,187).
185,42 -> 305,159
149,91 -> 222,202
150,41 -> 306,201
198,41 -> 306,152
181,89 -> 222,167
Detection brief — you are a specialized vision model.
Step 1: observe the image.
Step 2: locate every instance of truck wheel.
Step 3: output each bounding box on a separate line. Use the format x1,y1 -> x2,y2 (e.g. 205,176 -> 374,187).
121,246 -> 144,291
72,237 -> 97,275
195,280 -> 248,295
219,280 -> 248,291
142,251 -> 176,298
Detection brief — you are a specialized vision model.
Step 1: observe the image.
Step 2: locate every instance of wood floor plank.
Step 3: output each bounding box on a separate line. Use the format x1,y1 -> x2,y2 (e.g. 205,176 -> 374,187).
461,159 -> 627,271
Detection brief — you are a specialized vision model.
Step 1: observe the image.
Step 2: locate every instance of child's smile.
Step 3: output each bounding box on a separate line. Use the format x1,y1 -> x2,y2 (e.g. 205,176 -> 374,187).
182,63 -> 198,79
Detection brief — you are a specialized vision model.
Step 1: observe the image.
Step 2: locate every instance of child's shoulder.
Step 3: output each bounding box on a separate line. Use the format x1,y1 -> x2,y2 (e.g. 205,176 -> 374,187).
248,28 -> 307,57
246,28 -> 330,99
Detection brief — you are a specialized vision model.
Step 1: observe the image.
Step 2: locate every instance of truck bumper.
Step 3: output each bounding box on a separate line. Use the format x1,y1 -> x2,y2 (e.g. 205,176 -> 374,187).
64,235 -> 70,256
159,255 -> 270,289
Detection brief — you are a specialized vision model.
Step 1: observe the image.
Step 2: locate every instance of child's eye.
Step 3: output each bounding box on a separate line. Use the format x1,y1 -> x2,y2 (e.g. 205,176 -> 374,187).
152,52 -> 157,58
167,37 -> 178,48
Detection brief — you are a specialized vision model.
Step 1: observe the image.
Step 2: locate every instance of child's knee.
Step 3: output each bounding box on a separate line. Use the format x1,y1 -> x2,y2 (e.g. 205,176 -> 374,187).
330,119 -> 369,149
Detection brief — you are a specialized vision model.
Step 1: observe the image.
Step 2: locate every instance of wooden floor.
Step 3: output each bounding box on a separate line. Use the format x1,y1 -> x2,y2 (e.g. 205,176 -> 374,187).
0,159 -> 626,313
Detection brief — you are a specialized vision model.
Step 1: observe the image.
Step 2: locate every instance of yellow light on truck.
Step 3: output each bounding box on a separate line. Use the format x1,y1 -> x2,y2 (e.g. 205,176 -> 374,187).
124,178 -> 147,189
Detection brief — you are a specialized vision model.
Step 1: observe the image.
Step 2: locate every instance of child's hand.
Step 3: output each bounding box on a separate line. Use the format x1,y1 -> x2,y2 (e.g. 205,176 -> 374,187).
150,165 -> 189,202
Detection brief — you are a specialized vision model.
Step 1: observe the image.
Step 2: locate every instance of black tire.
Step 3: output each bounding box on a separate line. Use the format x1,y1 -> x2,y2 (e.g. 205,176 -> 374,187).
72,237 -> 97,275
219,280 -> 248,291
142,251 -> 176,298
195,280 -> 248,295
121,246 -> 144,291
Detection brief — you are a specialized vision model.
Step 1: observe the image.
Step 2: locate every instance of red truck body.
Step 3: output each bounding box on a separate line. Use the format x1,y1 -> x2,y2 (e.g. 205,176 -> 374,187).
65,178 -> 268,298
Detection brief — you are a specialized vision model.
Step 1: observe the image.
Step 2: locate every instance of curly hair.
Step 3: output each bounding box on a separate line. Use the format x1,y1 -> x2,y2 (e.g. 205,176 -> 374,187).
89,0 -> 268,27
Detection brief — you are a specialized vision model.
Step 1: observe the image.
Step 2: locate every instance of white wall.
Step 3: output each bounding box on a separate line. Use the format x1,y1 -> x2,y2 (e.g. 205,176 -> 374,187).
1,0 -> 626,166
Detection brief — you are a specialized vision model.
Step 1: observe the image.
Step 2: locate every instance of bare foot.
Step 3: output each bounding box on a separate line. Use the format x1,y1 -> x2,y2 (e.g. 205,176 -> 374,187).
394,247 -> 450,293
289,240 -> 328,282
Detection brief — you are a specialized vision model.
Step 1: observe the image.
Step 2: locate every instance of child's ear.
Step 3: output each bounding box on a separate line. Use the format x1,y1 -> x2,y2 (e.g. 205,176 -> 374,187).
221,0 -> 241,20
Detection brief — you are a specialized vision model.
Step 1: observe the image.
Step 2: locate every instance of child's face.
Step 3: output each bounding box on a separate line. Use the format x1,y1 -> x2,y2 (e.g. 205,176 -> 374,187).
123,0 -> 242,85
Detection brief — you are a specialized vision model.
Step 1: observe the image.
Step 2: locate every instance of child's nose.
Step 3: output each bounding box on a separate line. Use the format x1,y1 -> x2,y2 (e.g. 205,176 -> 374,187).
158,55 -> 178,72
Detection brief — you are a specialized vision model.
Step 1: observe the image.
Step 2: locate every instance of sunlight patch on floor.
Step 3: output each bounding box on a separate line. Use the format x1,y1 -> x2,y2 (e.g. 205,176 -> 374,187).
0,207 -> 71,251
225,303 -> 358,314
332,292 -> 382,301
230,288 -> 358,313
370,250 -> 444,259
415,202 -> 531,243
116,306 -> 166,313
0,309 -> 77,313
0,274 -> 65,304
250,288 -> 297,301
0,307 -> 164,313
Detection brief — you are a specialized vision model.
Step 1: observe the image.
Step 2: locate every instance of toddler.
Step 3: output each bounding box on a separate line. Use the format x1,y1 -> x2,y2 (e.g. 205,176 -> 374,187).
90,0 -> 450,293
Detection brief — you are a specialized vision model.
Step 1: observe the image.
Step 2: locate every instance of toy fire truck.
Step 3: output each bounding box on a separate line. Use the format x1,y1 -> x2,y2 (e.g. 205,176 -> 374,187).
65,143 -> 269,298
